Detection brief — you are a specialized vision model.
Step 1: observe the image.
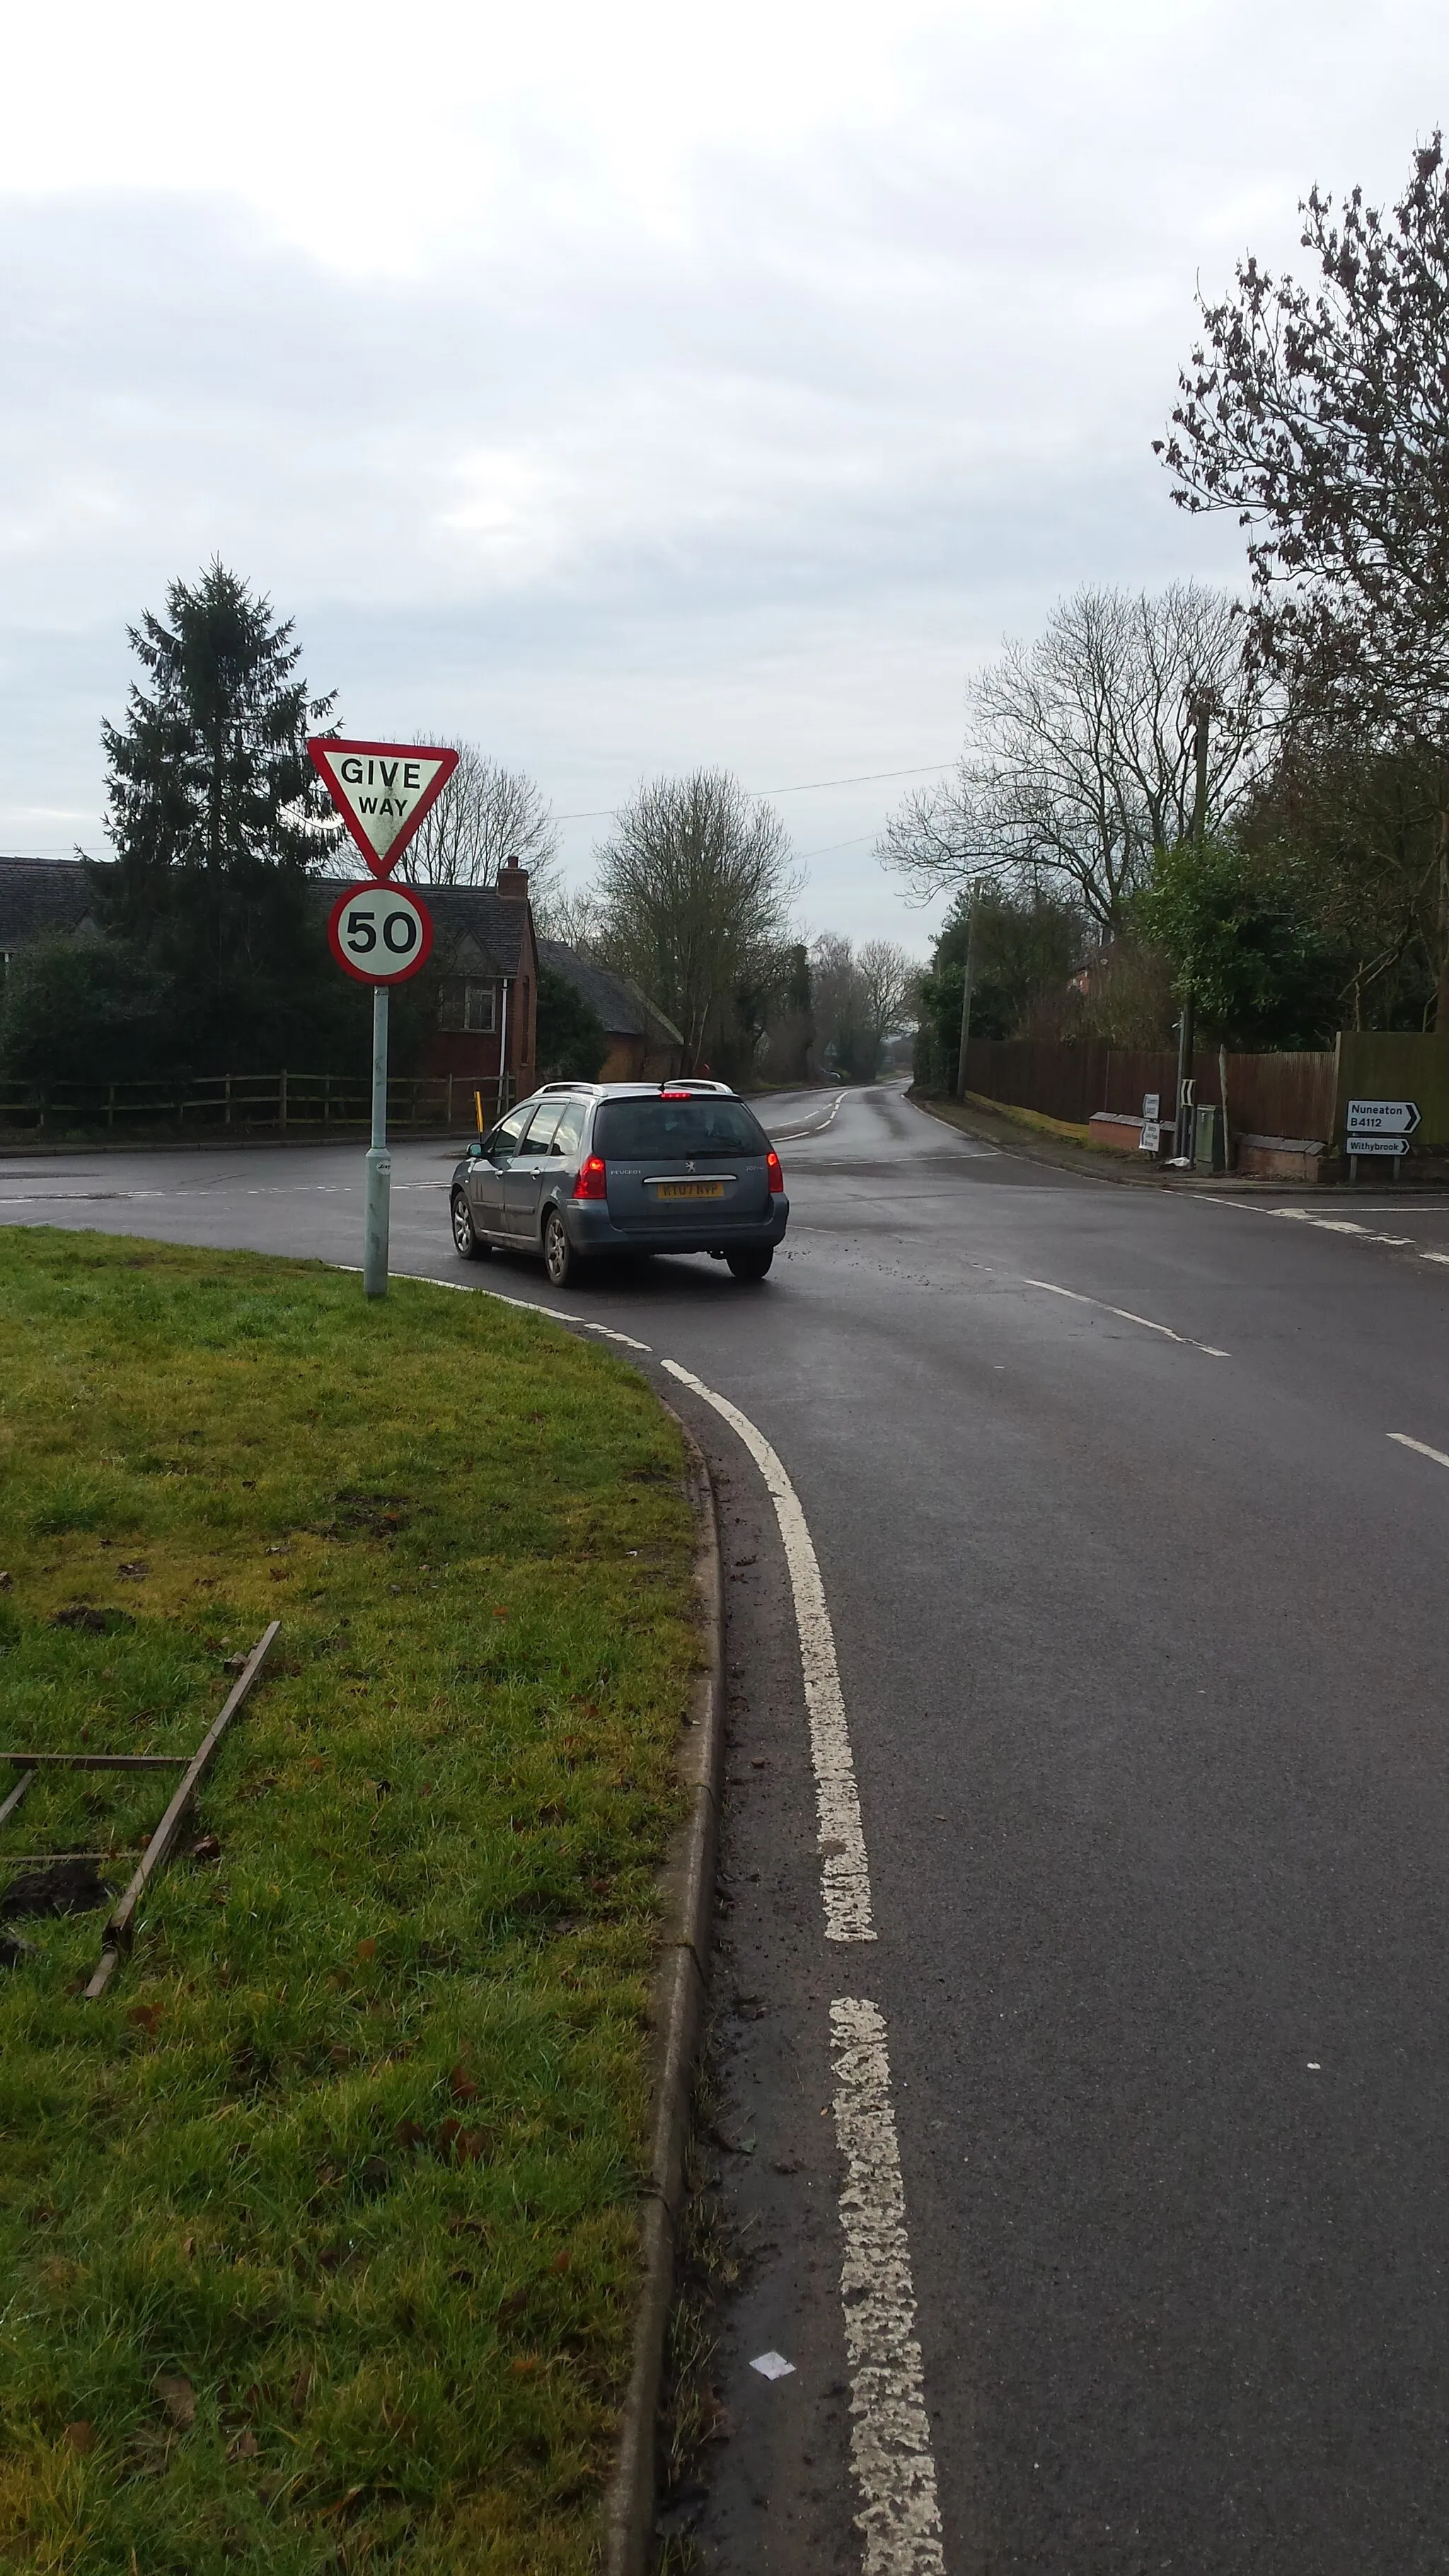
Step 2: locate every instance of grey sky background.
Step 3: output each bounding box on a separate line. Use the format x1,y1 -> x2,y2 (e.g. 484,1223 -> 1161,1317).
3,0 -> 1445,948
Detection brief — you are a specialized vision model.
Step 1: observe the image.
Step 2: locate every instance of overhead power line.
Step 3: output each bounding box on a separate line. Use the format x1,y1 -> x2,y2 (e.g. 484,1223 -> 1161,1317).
7,761 -> 956,854
552,758 -> 953,824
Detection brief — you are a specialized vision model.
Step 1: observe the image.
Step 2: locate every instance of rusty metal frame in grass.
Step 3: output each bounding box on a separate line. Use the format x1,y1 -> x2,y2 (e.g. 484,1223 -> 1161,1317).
0,1621 -> 280,1998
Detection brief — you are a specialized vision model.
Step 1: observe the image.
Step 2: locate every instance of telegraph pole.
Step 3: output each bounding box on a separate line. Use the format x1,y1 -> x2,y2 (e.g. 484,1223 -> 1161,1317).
1173,700 -> 1211,1162
954,884 -> 979,1102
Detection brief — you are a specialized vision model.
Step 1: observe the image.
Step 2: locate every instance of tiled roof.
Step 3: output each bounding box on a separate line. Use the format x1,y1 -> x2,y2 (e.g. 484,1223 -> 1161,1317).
536,938 -> 683,1044
0,857 -> 100,949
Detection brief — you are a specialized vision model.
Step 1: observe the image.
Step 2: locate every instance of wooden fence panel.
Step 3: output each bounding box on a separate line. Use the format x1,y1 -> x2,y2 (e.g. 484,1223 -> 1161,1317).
961,1039 -> 1337,1142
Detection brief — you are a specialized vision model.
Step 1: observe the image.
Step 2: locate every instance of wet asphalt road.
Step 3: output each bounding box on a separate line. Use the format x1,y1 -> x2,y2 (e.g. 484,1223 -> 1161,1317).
5,1085 -> 1449,2573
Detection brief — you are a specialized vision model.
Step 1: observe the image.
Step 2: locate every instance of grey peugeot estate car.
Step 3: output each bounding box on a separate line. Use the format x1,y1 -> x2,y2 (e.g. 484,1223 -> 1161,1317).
449,1080 -> 789,1288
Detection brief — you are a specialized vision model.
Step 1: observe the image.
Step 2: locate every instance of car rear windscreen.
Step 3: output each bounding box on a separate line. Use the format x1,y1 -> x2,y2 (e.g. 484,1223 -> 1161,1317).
594,1097 -> 769,1160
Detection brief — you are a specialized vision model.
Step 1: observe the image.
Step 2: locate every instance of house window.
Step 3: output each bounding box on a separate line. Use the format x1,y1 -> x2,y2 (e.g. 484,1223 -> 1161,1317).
437,979 -> 497,1034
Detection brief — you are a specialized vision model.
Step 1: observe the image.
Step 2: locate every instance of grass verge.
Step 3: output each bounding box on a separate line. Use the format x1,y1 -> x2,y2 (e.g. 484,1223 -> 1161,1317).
0,1229 -> 697,2575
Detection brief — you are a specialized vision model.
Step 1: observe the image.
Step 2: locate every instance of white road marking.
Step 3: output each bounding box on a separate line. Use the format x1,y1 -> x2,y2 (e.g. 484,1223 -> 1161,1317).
334,1266 -> 654,1351
661,1357 -> 875,1942
1272,1212 -> 1415,1246
1211,1199 -> 1449,1261
831,1997 -> 947,2576
772,1091 -> 847,1143
1021,1277 -> 1228,1359
1387,1432 -> 1449,1471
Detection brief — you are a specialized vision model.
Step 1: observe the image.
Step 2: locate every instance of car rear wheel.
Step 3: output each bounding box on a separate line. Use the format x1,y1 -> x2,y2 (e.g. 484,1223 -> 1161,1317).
451,1191 -> 489,1260
543,1208 -> 584,1288
726,1246 -> 773,1281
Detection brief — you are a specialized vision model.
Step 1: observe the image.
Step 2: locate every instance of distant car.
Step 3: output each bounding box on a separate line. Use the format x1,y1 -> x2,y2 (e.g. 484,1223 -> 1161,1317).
449,1080 -> 789,1288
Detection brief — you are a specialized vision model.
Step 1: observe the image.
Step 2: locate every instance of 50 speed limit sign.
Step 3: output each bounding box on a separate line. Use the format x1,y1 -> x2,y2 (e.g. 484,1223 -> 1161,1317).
327,881 -> 434,983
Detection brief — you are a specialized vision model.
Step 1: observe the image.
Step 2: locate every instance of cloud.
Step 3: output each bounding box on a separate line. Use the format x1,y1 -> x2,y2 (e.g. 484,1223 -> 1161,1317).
1,0 -> 1445,938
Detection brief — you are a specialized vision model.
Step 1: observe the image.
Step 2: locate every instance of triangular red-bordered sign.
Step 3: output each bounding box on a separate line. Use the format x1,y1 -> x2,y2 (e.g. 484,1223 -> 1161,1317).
308,737 -> 459,879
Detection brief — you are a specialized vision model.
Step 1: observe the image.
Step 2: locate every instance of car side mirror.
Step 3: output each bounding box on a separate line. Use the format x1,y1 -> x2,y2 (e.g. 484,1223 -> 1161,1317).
466,1140 -> 483,1160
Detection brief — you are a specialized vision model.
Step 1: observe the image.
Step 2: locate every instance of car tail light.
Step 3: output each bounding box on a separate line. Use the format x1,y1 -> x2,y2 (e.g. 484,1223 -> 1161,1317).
766,1150 -> 783,1194
659,1089 -> 691,1099
572,1155 -> 607,1200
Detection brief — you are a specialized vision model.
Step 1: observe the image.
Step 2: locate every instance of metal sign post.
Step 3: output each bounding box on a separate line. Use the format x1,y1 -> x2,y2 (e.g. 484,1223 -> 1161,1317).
308,736 -> 456,1300
325,879 -> 435,1296
366,986 -> 391,1298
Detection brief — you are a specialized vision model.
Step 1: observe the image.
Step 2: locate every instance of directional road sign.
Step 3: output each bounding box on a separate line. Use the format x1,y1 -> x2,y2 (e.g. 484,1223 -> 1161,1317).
1346,1134 -> 1409,1157
1346,1098 -> 1420,1137
327,882 -> 434,983
308,737 -> 458,878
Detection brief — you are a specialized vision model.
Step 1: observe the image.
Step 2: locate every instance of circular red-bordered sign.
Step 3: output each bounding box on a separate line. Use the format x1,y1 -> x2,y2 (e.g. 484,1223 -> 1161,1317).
327,880 -> 434,984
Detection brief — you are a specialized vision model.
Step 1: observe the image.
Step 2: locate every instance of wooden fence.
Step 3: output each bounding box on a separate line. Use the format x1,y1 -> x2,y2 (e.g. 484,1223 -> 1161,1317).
961,1040 -> 1337,1143
0,1071 -> 514,1138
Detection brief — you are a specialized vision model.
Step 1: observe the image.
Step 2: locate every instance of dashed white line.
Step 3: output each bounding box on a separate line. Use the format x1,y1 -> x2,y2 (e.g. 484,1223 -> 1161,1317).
831,1998 -> 947,2575
771,1091 -> 848,1143
660,1357 -> 875,1943
1387,1432 -> 1449,1471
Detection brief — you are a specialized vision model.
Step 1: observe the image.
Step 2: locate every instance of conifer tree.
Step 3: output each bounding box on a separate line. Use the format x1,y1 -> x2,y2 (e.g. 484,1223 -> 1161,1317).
94,564 -> 346,1068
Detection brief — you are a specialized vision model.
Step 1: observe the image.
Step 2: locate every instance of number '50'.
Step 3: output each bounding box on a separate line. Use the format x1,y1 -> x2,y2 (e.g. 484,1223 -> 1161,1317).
345,909 -> 417,954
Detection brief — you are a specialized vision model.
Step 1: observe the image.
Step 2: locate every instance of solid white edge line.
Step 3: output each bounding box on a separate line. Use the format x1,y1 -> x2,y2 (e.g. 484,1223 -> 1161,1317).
1387,1432 -> 1449,1471
831,1997 -> 947,2575
661,1357 -> 876,1943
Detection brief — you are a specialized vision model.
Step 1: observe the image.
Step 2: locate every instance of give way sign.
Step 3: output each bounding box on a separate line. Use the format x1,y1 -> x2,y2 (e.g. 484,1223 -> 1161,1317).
308,737 -> 458,878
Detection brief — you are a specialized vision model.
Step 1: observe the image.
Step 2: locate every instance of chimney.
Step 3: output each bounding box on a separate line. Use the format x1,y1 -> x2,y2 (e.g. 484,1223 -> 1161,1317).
497,855 -> 529,903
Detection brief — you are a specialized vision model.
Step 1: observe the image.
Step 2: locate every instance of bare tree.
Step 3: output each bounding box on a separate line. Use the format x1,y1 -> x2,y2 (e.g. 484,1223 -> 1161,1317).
808,934 -> 916,1079
400,737 -> 560,906
532,881 -> 608,949
808,932 -> 868,1078
591,770 -> 799,1070
1158,137 -> 1449,735
877,585 -> 1267,932
856,938 -> 919,1058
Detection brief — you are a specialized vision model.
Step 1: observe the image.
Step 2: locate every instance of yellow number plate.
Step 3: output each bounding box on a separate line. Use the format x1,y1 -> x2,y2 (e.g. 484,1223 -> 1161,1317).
655,1179 -> 724,1200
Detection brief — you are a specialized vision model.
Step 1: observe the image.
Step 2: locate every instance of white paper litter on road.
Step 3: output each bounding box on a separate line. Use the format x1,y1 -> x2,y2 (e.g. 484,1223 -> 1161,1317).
750,2350 -> 797,2380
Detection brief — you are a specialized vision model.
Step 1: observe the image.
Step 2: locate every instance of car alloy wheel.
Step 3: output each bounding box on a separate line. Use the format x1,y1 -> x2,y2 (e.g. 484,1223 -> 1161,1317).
543,1208 -> 579,1288
451,1191 -> 487,1260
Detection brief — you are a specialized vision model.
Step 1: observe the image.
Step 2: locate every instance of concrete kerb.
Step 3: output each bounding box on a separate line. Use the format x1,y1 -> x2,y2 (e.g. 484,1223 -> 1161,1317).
604,1414 -> 723,2576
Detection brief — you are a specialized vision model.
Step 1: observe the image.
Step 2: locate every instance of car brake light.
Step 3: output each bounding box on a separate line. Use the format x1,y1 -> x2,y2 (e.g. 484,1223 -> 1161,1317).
572,1155 -> 607,1200
659,1089 -> 691,1099
766,1150 -> 783,1194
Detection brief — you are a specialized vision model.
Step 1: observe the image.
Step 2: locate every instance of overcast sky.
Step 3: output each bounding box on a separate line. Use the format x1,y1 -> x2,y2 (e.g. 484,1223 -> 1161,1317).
4,0 -> 1445,947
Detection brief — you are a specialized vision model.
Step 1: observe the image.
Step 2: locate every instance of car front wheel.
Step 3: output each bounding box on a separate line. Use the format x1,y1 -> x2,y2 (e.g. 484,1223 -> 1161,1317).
543,1208 -> 584,1288
726,1245 -> 773,1281
451,1191 -> 489,1260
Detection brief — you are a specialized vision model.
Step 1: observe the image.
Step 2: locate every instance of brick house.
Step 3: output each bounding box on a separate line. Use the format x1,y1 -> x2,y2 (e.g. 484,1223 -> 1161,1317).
392,858 -> 540,1102
0,853 -> 680,1104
